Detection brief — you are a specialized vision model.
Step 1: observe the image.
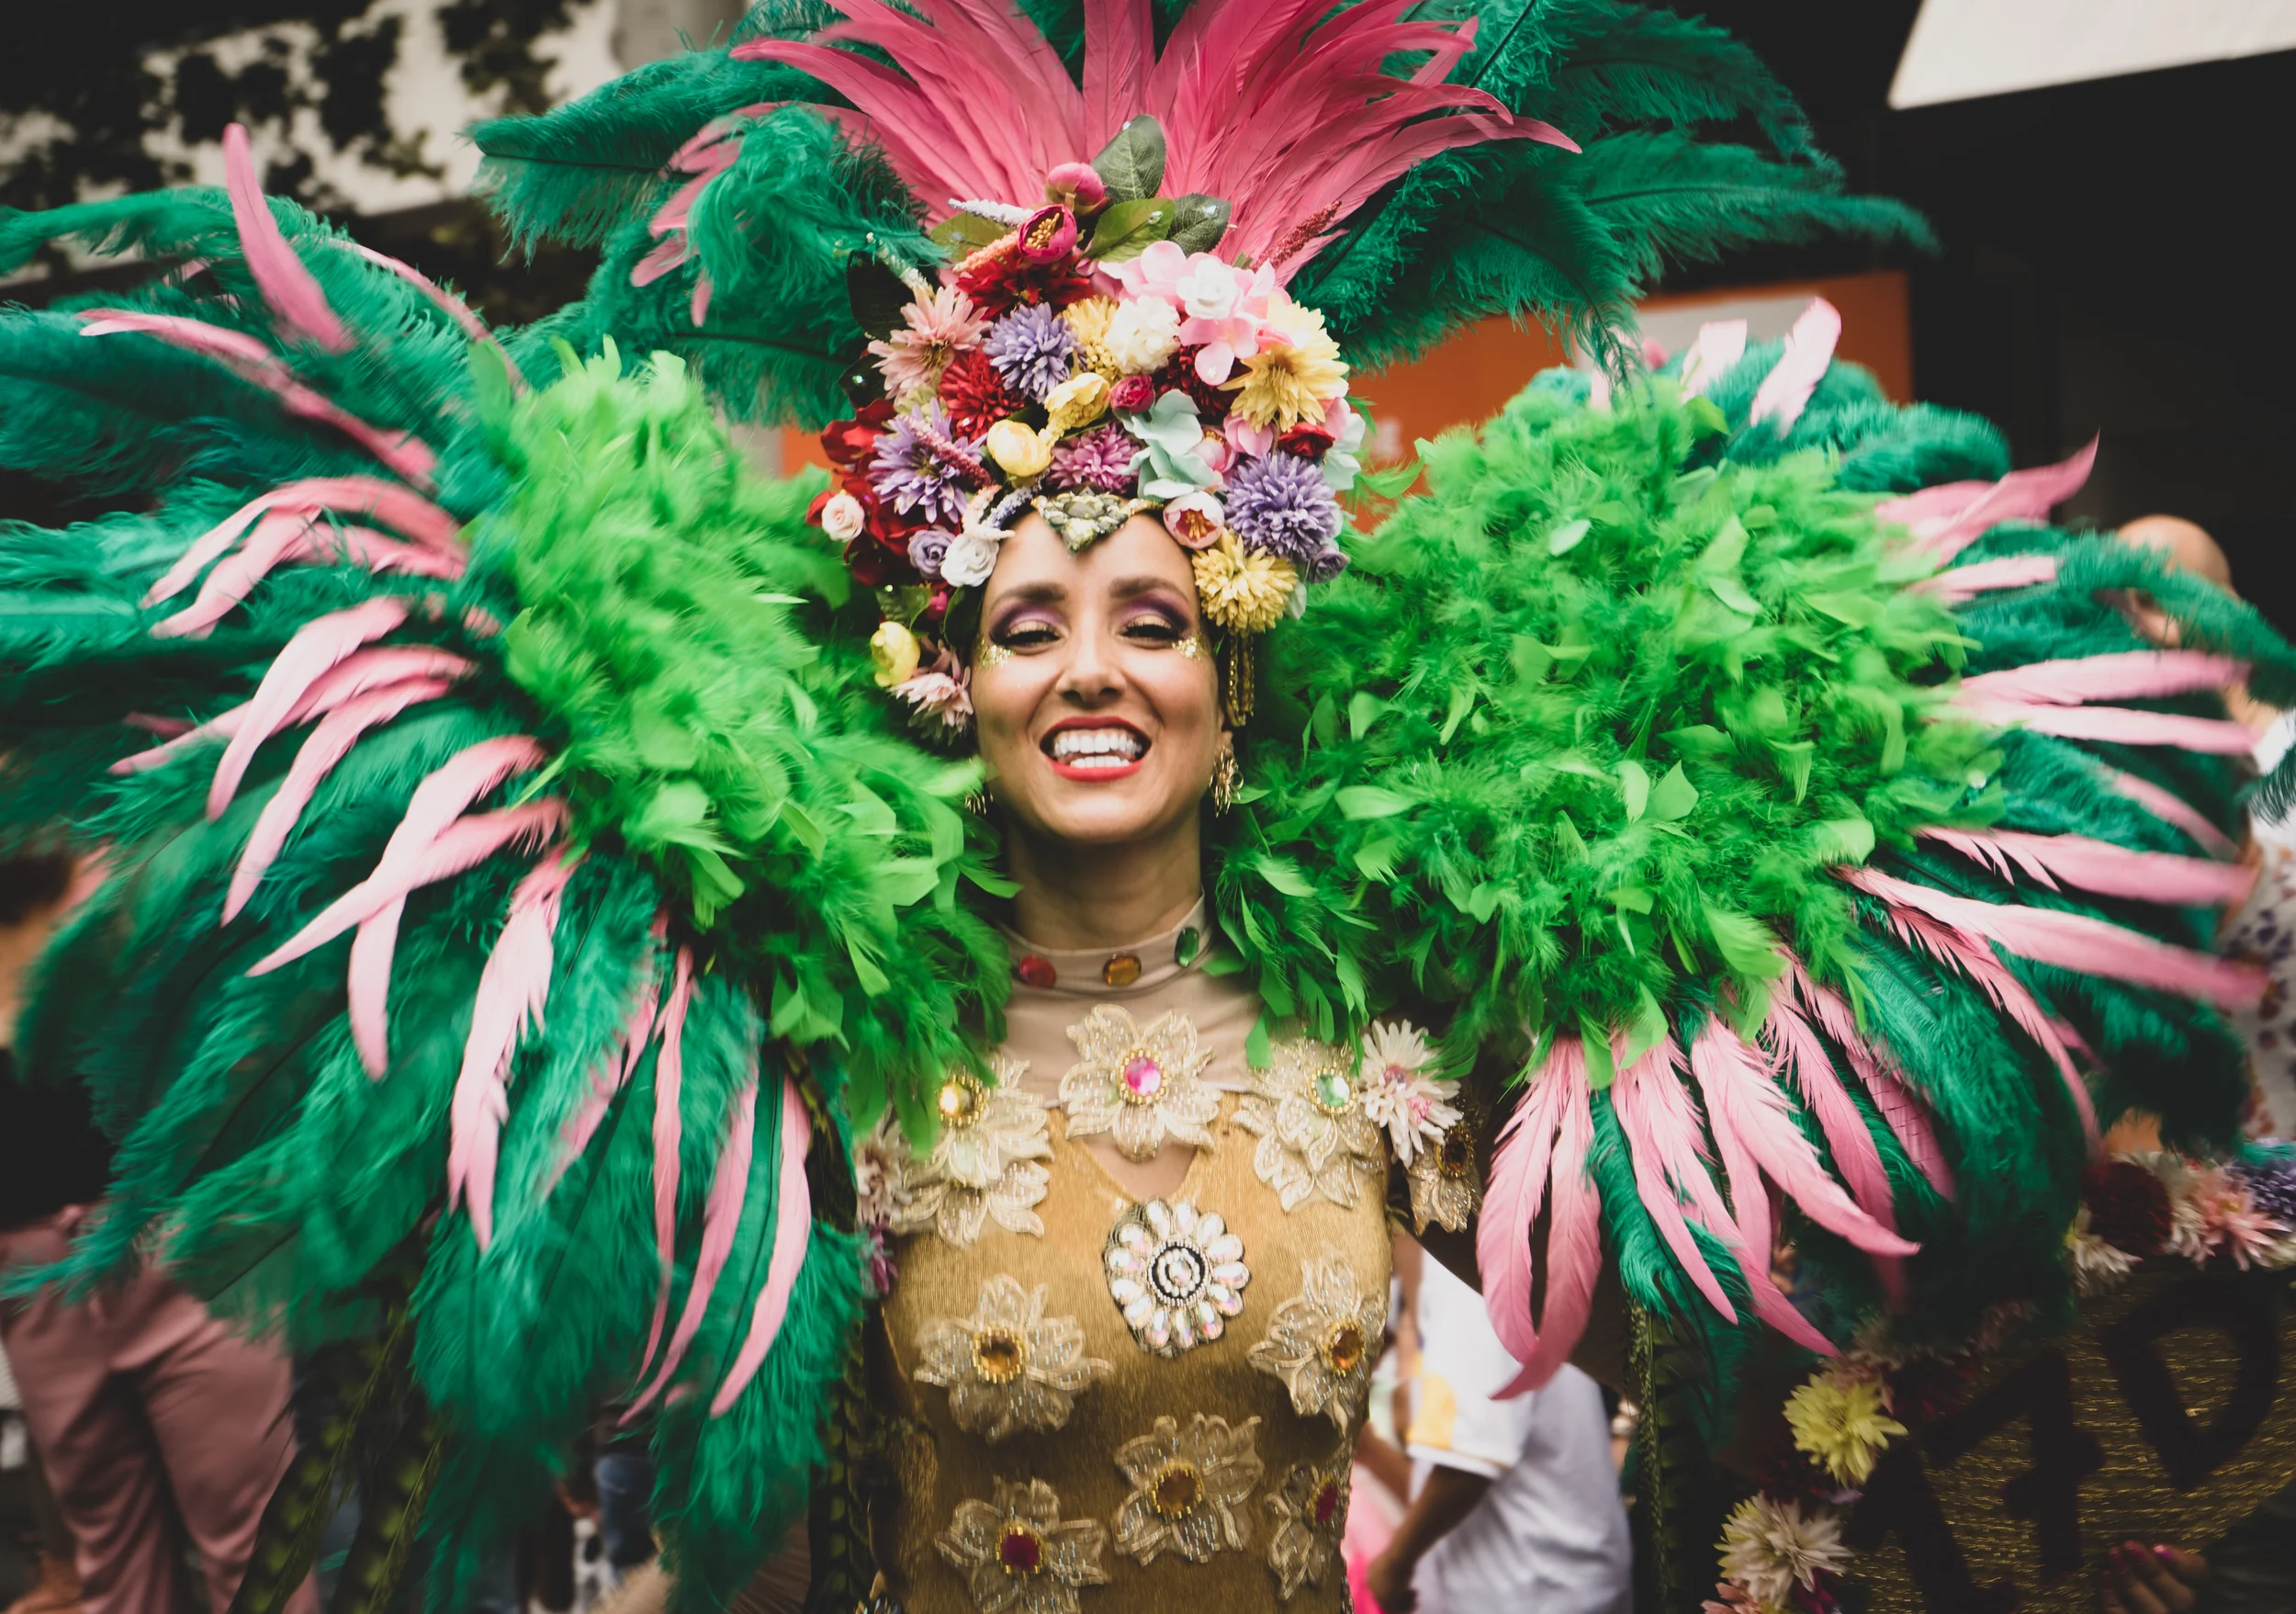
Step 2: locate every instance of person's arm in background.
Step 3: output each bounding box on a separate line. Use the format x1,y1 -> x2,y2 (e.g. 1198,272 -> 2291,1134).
1366,1468 -> 1493,1613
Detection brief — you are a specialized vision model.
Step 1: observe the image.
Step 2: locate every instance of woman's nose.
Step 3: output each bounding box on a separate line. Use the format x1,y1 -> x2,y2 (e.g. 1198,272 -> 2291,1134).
1055,618 -> 1122,705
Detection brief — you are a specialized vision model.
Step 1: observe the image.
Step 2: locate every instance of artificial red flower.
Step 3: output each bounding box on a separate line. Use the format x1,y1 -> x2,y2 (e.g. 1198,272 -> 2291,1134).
955,239 -> 1096,317
1277,421 -> 1337,458
939,348 -> 1035,438
822,399 -> 894,469
1151,351 -> 1234,420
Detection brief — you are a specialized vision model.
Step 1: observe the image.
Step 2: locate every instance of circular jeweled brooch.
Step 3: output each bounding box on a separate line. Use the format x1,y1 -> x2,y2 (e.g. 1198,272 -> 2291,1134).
1103,1198 -> 1249,1357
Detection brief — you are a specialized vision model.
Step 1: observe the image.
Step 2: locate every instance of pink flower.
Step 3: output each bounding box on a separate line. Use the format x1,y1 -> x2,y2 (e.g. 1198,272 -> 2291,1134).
1109,374 -> 1155,412
1018,205 -> 1078,263
1224,414 -> 1276,459
2178,1165 -> 2289,1270
1106,239 -> 1190,307
869,285 -> 988,398
1044,162 -> 1108,215
1175,255 -> 1277,383
1163,491 -> 1226,549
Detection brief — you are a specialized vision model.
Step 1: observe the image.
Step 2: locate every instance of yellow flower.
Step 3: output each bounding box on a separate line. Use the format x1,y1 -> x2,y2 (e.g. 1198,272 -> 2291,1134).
1784,1372 -> 1906,1486
870,620 -> 922,688
985,418 -> 1054,480
1226,294 -> 1347,432
1064,296 -> 1123,378
1191,533 -> 1296,634
1044,372 -> 1110,434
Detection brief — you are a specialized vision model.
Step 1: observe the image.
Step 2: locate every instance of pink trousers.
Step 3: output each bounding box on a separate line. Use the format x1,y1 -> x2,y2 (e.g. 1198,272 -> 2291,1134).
0,1211 -> 318,1614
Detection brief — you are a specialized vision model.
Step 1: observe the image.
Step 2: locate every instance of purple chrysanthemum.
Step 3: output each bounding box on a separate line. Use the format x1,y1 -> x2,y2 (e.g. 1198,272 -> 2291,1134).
1225,449 -> 1345,568
2234,1156 -> 2296,1225
869,402 -> 981,528
982,303 -> 1077,402
1049,423 -> 1139,492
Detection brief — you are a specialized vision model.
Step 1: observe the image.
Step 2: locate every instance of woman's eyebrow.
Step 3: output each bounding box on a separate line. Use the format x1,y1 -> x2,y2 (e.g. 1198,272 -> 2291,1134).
1107,575 -> 1189,601
994,581 -> 1070,606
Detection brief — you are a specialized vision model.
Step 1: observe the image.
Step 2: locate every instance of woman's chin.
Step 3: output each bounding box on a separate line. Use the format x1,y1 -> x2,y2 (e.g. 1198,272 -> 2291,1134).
1007,772 -> 1198,848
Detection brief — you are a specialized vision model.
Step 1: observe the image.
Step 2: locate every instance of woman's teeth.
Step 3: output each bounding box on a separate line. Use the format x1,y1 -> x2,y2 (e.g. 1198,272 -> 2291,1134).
1049,728 -> 1146,767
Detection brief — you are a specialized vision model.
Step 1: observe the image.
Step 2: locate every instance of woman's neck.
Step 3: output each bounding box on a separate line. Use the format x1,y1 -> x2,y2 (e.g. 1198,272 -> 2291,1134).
1004,815 -> 1202,952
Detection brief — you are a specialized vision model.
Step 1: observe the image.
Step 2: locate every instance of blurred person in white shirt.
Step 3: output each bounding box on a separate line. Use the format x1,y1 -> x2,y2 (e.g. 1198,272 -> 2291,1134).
1363,1241 -> 1632,1614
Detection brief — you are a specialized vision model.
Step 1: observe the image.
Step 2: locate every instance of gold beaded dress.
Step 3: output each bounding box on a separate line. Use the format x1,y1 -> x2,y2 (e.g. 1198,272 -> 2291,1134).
855,904 -> 1481,1613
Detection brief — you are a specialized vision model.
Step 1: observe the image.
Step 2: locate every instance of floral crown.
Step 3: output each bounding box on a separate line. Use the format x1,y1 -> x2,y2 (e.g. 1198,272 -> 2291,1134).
809,117 -> 1367,739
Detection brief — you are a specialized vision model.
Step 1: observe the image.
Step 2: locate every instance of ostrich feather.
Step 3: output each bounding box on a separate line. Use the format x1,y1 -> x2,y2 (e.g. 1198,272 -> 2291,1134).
1497,1052 -> 1600,1395
1874,437 -> 2096,560
709,1074 -> 816,1415
1477,1043 -> 1569,1370
626,1075 -> 759,1416
1842,866 -> 2264,1011
222,123 -> 351,353
1789,964 -> 1955,1200
343,242 -> 511,376
449,854 -> 579,1248
224,675 -> 462,922
546,958 -> 664,1198
77,312 -> 437,487
1860,893 -> 2099,1148
207,595 -> 411,818
1956,697 -> 2256,754
638,948 -> 697,1380
1762,992 -> 1906,1304
1918,827 -> 2254,909
1608,1041 -> 1739,1322
1747,297 -> 1840,431
1960,649 -> 2245,705
2101,768 -> 2240,859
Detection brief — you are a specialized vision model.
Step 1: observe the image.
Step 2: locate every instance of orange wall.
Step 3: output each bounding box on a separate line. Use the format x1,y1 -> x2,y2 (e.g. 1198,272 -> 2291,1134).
783,269 -> 1912,476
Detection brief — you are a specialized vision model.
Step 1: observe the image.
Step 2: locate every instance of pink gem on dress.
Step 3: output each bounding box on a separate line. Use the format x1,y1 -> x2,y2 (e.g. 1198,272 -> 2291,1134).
1122,1055 -> 1165,1100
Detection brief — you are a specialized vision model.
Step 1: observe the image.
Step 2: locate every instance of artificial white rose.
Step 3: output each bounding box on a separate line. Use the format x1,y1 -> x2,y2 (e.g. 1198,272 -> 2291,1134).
1176,256 -> 1242,322
1101,296 -> 1182,375
819,491 -> 866,543
940,525 -> 1003,588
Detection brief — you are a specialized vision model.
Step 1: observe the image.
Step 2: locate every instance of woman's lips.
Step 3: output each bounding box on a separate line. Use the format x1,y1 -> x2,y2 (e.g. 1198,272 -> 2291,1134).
1042,718 -> 1149,781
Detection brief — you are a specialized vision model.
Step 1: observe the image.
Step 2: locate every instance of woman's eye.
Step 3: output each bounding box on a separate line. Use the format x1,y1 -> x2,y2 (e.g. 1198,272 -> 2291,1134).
1122,615 -> 1186,643
996,620 -> 1060,649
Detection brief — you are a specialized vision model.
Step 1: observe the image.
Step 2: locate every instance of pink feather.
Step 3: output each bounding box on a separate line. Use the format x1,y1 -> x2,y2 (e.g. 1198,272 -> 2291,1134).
637,949 -> 697,1381
224,676 -> 461,922
1961,649 -> 2245,705
1918,827 -> 2255,909
1676,319 -> 1748,399
207,596 -> 411,818
79,312 -> 436,487
1841,865 -> 2265,1010
449,853 -> 579,1248
347,897 -> 405,1078
1081,0 -> 1154,150
1477,1045 -> 1569,1370
1608,1041 -> 1739,1322
222,123 -> 350,352
1748,298 -> 1841,430
343,242 -> 509,364
1957,696 -> 2256,754
1788,963 -> 1956,1201
1875,439 -> 2097,562
627,1076 -> 760,1416
1689,1020 -> 1917,1257
246,735 -> 548,977
1914,553 -> 2060,603
1763,993 -> 1907,1304
2101,768 -> 2240,859
145,478 -> 462,608
711,1074 -> 817,1416
152,511 -> 314,638
1861,893 -> 2099,1148
1496,1050 -> 1600,1395
545,956 -> 666,1200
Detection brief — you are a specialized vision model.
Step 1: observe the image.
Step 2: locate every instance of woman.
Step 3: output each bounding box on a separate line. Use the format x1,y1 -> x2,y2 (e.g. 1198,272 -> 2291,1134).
3,2 -> 2291,1609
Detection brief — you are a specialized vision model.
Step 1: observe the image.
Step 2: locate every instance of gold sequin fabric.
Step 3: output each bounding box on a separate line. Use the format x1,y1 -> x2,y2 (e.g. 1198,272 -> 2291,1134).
1237,1037 -> 1387,1210
1247,1247 -> 1387,1429
876,1091 -> 1393,1610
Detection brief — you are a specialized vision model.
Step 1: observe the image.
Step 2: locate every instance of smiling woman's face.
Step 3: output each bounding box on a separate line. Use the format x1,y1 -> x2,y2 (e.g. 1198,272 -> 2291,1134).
972,513 -> 1222,852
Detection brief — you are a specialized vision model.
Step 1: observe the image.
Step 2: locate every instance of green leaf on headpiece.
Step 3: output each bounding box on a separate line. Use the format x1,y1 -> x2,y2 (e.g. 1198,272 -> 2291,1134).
1167,194 -> 1232,254
930,212 -> 1007,257
1093,115 -> 1167,204
846,254 -> 913,342
1086,197 -> 1177,263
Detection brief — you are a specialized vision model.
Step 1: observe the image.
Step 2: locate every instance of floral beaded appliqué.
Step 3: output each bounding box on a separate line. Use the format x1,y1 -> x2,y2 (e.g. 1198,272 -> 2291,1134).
937,1477 -> 1109,1614
1247,1247 -> 1385,1428
1112,1413 -> 1265,1566
869,1055 -> 1052,1249
1059,1005 -> 1221,1159
1236,1037 -> 1386,1210
1406,1117 -> 1484,1235
1263,1447 -> 1351,1600
1103,1198 -> 1250,1356
913,1275 -> 1113,1442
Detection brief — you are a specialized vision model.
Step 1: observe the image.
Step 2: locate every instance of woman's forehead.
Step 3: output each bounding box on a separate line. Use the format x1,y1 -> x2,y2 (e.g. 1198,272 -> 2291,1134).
985,514 -> 1196,604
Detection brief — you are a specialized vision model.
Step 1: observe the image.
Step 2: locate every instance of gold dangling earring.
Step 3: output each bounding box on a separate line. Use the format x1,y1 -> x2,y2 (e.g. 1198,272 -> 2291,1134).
964,784 -> 993,817
1211,743 -> 1239,816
